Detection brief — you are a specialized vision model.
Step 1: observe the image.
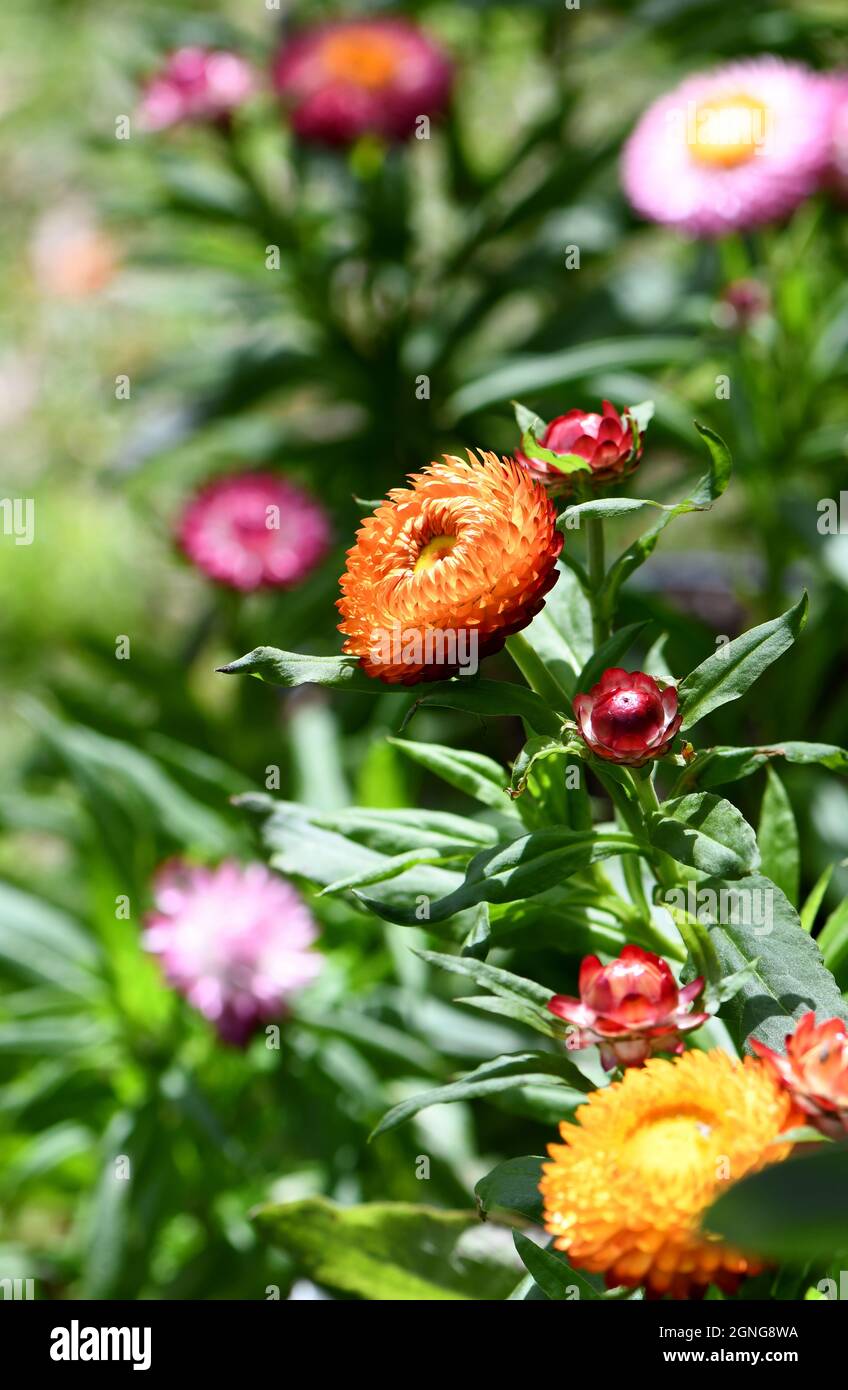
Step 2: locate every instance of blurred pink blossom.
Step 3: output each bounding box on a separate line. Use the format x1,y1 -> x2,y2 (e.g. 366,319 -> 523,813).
144,860 -> 322,1045
178,472 -> 331,591
140,47 -> 255,131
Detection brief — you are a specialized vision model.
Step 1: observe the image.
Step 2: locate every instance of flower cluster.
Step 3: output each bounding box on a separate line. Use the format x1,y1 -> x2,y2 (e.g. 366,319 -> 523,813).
549,946 -> 709,1071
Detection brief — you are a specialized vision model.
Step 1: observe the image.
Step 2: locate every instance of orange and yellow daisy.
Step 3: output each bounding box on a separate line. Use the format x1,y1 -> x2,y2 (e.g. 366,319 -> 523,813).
540,1049 -> 799,1299
337,451 -> 562,684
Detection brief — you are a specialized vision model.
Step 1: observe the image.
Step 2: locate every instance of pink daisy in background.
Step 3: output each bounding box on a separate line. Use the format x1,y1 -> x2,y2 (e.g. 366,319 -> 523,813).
825,73 -> 848,200
178,471 -> 331,592
621,56 -> 836,236
143,860 -> 322,1046
140,46 -> 255,132
272,17 -> 453,146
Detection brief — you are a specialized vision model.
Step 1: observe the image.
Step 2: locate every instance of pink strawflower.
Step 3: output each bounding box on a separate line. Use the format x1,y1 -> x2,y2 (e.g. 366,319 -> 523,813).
140,47 -> 255,131
824,73 -> 848,200
272,18 -> 452,146
548,946 -> 709,1071
178,472 -> 331,592
143,860 -> 322,1046
621,57 -> 836,237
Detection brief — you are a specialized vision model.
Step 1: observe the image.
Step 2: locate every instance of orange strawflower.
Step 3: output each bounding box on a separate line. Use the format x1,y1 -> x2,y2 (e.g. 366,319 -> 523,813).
540,1049 -> 799,1299
337,451 -> 562,684
752,1011 -> 848,1139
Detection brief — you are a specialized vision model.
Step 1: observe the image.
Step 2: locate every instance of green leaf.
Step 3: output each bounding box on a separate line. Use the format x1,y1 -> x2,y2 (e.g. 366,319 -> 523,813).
757,768 -> 800,906
512,1231 -> 601,1301
371,1052 -> 585,1139
318,848 -> 447,896
387,737 -> 508,808
476,1156 -> 545,1223
818,898 -> 848,980
0,882 -> 102,999
358,829 -> 632,925
592,423 -> 732,613
575,621 -> 651,695
677,594 -> 809,732
649,793 -> 759,878
705,1147 -> 848,1263
509,736 -> 579,798
404,679 -> 562,737
448,336 -> 697,419
670,873 -> 848,1052
517,565 -> 592,698
253,1197 -> 519,1300
458,995 -> 561,1038
674,740 -> 848,791
521,430 -> 591,476
414,947 -> 555,1007
800,865 -> 834,934
217,647 -> 382,693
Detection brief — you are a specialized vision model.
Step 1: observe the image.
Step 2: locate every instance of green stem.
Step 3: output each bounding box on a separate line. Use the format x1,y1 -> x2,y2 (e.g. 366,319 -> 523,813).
585,516 -> 609,648
505,633 -> 571,713
628,769 -> 721,982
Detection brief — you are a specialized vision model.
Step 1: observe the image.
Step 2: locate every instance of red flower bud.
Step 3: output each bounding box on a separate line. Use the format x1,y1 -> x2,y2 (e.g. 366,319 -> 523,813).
573,668 -> 681,766
548,945 -> 708,1071
515,401 -> 641,496
751,1011 -> 848,1139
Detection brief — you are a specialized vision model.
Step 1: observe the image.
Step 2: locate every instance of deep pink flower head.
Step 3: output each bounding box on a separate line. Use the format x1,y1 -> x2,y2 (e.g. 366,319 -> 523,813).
140,46 -> 255,131
548,946 -> 708,1071
143,860 -> 322,1046
515,402 -> 641,497
621,57 -> 836,237
574,668 -> 681,767
272,18 -> 453,146
751,1012 -> 848,1140
824,73 -> 848,201
178,472 -> 331,592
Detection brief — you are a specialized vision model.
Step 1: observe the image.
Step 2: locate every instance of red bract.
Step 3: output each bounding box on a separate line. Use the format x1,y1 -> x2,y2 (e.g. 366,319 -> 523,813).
751,1011 -> 848,1139
548,946 -> 709,1071
515,401 -> 640,496
573,668 -> 681,766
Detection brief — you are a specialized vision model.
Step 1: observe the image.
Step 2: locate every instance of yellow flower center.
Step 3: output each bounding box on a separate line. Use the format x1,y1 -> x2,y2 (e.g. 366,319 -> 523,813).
690,94 -> 769,168
623,1109 -> 717,1180
321,32 -> 401,89
414,534 -> 457,573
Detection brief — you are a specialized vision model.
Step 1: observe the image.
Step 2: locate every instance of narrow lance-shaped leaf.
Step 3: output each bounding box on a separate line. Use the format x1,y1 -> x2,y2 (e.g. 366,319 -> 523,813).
677,593 -> 809,732
387,736 -> 508,807
757,768 -> 800,906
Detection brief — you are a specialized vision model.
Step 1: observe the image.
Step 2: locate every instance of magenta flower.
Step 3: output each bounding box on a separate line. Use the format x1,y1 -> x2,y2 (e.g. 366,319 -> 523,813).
825,74 -> 848,200
574,668 -> 681,767
140,47 -> 255,131
621,57 -> 836,237
178,472 -> 331,592
548,946 -> 709,1071
272,18 -> 452,146
143,861 -> 322,1045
